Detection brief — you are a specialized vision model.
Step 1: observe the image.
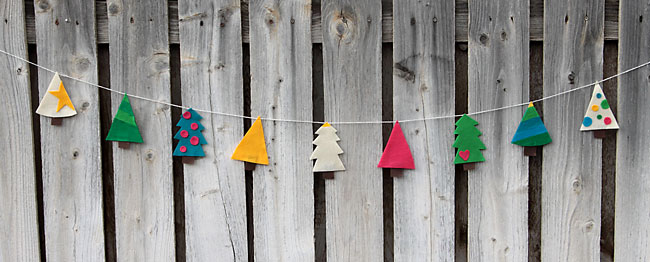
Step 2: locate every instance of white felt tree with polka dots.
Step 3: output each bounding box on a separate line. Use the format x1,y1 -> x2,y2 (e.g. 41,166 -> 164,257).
581,84 -> 619,131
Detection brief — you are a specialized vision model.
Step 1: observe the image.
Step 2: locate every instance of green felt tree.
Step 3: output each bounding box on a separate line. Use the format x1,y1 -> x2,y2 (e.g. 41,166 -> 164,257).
106,95 -> 143,146
453,114 -> 486,165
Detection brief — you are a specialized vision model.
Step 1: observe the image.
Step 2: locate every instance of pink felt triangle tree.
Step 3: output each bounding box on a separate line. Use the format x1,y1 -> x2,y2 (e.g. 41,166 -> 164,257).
378,121 -> 415,177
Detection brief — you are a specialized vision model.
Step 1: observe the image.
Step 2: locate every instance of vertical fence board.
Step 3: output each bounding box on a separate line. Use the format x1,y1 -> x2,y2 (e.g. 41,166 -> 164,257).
467,0 -> 529,260
177,0 -> 248,261
615,1 -> 650,261
321,0 -> 383,260
106,0 -> 175,261
33,0 -> 105,261
542,0 -> 604,261
249,1 -> 315,261
0,0 -> 39,261
392,0 -> 455,261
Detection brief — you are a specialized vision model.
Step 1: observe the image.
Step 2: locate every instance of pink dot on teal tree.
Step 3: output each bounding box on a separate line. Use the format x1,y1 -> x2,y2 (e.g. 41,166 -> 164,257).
173,108 -> 207,157
453,114 -> 486,164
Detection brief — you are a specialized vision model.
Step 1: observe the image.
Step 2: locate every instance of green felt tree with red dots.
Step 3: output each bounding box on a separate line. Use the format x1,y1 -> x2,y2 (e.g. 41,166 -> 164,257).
174,108 -> 207,159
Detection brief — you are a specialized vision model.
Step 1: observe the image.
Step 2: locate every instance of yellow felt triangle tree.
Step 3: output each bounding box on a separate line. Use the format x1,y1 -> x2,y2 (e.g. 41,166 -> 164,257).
231,116 -> 269,165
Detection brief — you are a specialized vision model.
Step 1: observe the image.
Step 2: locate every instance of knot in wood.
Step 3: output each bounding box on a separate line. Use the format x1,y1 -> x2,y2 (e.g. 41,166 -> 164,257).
148,53 -> 170,74
479,34 -> 489,45
330,9 -> 357,44
433,17 -> 438,23
145,150 -> 155,161
568,71 -> 575,84
72,150 -> 79,159
500,31 -> 507,41
36,0 -> 51,12
81,102 -> 90,110
572,179 -> 582,192
108,3 -> 121,15
74,56 -> 91,73
583,220 -> 595,232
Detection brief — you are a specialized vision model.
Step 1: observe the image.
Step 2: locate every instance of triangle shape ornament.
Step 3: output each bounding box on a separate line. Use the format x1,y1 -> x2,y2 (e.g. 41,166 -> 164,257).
378,121 -> 415,169
106,94 -> 144,143
231,116 -> 269,165
36,72 -> 77,118
580,84 -> 619,131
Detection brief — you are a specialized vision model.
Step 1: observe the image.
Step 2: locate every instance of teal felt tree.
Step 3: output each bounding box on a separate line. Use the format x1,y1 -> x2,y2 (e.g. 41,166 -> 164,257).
511,103 -> 552,156
173,108 -> 207,163
106,94 -> 143,149
453,114 -> 486,169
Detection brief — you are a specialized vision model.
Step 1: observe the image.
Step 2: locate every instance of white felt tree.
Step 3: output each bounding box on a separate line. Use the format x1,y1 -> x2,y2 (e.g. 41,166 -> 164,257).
310,123 -> 345,172
581,83 -> 619,131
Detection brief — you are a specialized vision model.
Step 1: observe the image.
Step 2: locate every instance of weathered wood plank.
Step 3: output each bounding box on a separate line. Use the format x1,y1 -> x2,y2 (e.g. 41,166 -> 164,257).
391,0 -> 455,261
106,0 -> 175,261
23,0 -> 622,44
322,1 -> 383,260
33,0 -> 105,261
249,1 -> 315,261
615,1 -> 650,261
542,0 -> 604,261
0,0 -> 40,261
177,0 -> 248,261
467,0 -> 529,260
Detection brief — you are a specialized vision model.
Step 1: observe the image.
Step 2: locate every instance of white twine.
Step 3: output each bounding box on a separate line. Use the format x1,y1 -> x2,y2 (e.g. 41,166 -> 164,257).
2,48 -> 648,125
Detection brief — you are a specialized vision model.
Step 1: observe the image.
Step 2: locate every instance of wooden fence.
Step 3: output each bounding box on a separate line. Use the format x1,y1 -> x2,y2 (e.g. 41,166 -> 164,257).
1,0 -> 648,261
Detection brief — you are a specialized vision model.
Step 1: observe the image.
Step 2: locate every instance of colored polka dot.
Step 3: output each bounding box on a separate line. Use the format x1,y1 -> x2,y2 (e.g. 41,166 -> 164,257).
591,105 -> 599,111
601,99 -> 610,109
604,117 -> 612,125
597,115 -> 603,120
583,117 -> 593,127
183,111 -> 192,119
180,146 -> 187,153
180,130 -> 189,138
191,123 -> 199,130
596,93 -> 602,99
190,136 -> 199,145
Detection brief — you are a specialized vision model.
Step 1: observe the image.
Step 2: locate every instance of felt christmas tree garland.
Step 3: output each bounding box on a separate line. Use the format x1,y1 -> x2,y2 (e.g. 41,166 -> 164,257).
34,71 -> 623,171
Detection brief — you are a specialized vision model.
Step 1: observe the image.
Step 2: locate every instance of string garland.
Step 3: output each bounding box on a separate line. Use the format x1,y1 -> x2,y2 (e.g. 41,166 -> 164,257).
2,48 -> 649,125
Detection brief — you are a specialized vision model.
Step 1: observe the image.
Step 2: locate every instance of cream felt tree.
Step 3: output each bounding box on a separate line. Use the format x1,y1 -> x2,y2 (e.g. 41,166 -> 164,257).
36,73 -> 77,125
310,123 -> 345,178
581,84 -> 618,137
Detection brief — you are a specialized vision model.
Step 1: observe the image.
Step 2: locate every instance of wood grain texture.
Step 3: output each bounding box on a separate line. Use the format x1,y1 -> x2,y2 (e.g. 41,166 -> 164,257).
177,0 -> 248,261
542,0 -> 603,261
22,0 -> 623,44
321,0 -> 383,260
106,0 -> 175,261
467,0 -> 529,260
391,0 -> 455,261
615,1 -> 650,260
0,0 -> 40,261
249,0 -> 315,261
34,0 -> 105,261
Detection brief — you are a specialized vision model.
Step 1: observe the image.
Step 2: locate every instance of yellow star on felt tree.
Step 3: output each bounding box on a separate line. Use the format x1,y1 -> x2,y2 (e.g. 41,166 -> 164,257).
49,82 -> 75,112
36,72 -> 77,118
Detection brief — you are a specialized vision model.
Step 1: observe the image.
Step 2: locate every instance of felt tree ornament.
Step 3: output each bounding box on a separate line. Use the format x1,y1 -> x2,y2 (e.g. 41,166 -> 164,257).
310,122 -> 345,179
453,114 -> 486,170
511,103 -> 552,156
581,83 -> 619,138
173,108 -> 207,164
35,72 -> 77,125
106,94 -> 143,149
231,116 -> 269,170
378,121 -> 415,177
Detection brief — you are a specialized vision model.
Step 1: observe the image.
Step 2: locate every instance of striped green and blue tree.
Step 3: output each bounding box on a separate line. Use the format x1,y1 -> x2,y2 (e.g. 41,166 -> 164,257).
106,94 -> 143,149
511,103 -> 552,156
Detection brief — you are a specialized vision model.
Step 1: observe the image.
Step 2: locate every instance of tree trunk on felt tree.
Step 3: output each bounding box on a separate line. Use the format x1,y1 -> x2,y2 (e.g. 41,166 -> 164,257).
511,103 -> 552,156
106,94 -> 144,149
173,108 -> 207,164
231,116 -> 269,170
310,123 -> 345,179
35,73 -> 77,125
580,83 -> 619,138
453,114 -> 486,170
377,121 -> 415,177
